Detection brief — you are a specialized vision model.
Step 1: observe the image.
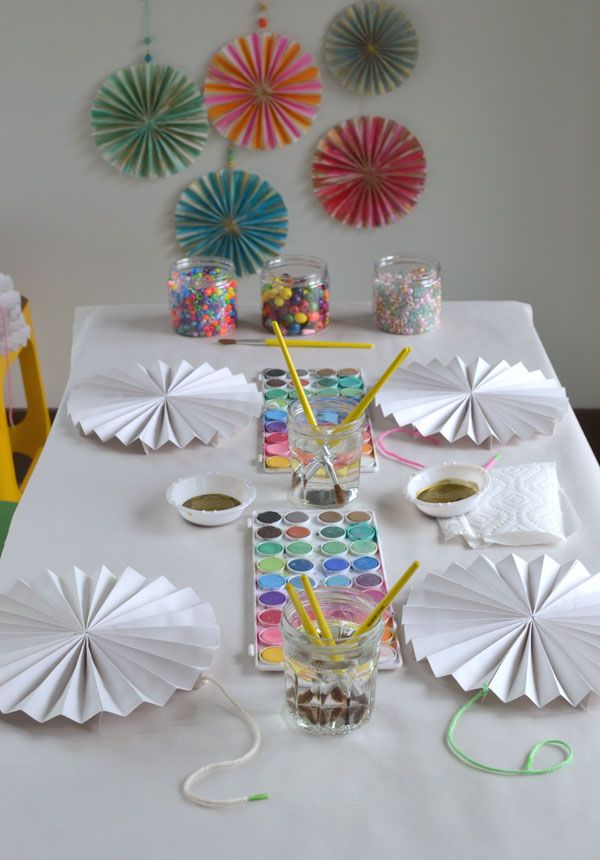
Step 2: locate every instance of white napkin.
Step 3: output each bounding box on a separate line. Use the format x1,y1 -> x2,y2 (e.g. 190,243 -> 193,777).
0,273 -> 29,355
438,462 -> 580,547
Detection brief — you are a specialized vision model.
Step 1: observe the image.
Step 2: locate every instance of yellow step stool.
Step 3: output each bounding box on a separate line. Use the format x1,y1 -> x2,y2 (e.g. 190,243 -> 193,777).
1,298 -> 50,502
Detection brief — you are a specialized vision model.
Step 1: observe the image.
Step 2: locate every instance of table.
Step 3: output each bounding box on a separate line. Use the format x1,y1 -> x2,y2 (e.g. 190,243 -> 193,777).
2,302 -> 600,860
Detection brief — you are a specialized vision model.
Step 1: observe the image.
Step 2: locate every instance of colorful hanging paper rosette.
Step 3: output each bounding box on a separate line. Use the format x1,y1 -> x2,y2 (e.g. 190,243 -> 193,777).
91,63 -> 208,179
312,116 -> 426,229
175,169 -> 288,276
325,1 -> 418,95
204,32 -> 322,149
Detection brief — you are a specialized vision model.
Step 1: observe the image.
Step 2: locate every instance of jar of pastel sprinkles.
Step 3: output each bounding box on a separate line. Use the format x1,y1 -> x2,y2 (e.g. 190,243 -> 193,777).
168,257 -> 237,337
373,254 -> 441,335
261,256 -> 329,335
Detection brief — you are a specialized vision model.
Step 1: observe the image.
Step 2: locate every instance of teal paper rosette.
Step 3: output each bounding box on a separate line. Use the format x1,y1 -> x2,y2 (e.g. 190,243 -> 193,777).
91,62 -> 208,179
175,169 -> 288,277
325,1 -> 418,95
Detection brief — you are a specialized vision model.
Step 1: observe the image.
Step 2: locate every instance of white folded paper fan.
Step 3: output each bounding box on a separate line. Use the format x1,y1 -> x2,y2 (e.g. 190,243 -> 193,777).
0,566 -> 220,723
376,356 -> 568,444
403,554 -> 600,707
68,360 -> 262,451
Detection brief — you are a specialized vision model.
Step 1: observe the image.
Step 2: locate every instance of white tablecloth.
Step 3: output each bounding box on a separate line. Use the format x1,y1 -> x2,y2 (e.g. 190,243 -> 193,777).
2,302 -> 600,860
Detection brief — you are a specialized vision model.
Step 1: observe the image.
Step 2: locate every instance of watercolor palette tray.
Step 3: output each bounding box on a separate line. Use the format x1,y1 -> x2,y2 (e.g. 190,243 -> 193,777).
258,366 -> 378,473
248,508 -> 401,672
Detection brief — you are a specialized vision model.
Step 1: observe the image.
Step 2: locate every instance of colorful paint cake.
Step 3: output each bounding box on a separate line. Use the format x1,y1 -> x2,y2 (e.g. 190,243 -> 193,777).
249,508 -> 401,671
258,367 -> 379,473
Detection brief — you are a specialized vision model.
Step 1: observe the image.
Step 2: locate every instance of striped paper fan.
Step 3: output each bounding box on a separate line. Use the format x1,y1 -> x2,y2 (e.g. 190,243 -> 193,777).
375,356 -> 569,444
0,565 -> 220,723
68,359 -> 262,452
325,1 -> 419,95
403,554 -> 600,707
91,63 -> 208,179
204,32 -> 322,149
312,116 -> 426,228
175,169 -> 288,276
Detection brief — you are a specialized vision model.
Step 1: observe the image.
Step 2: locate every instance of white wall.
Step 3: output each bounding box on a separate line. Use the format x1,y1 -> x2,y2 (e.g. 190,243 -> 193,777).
1,0 -> 599,406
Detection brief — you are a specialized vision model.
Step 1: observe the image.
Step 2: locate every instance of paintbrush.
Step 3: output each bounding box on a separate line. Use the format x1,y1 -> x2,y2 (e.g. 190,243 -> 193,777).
218,338 -> 374,348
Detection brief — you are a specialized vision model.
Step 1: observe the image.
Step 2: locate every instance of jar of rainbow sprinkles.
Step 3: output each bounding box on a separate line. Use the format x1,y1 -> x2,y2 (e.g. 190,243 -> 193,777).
168,257 -> 237,337
373,254 -> 441,335
261,256 -> 329,335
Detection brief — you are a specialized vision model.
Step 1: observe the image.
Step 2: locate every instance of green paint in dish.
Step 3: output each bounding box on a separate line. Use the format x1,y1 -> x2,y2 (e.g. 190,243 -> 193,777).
338,376 -> 363,388
321,540 -> 349,556
183,493 -> 240,511
265,388 -> 288,400
285,540 -> 313,556
346,523 -> 377,541
256,556 -> 286,573
316,377 -> 339,388
349,539 -> 378,556
256,541 -> 284,556
319,525 -> 346,539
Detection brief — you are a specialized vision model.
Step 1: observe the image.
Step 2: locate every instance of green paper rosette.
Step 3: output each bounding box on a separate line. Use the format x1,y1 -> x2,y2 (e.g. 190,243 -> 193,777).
175,169 -> 288,277
325,1 -> 418,96
91,62 -> 208,179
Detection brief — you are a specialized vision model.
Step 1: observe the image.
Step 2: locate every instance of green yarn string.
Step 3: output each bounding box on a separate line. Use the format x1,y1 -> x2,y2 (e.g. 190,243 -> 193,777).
446,684 -> 574,776
143,0 -> 153,62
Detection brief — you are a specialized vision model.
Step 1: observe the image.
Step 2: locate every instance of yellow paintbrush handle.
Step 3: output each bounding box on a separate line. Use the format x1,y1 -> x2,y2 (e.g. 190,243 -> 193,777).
285,584 -> 322,641
272,322 -> 318,428
350,561 -> 420,639
301,575 -> 334,641
264,339 -> 374,349
337,346 -> 411,429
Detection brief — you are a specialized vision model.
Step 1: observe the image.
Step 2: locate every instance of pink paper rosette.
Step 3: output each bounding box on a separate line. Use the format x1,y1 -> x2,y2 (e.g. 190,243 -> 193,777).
204,32 -> 322,150
312,116 -> 426,229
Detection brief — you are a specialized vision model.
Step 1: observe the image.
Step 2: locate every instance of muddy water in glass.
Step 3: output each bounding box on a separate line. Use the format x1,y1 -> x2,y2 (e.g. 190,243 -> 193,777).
281,589 -> 383,734
287,398 -> 365,508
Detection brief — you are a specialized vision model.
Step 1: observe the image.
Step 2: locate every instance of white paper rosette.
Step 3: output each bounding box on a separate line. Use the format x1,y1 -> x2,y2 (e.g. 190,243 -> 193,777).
68,359 -> 262,451
403,554 -> 600,707
0,566 -> 220,723
376,356 -> 568,444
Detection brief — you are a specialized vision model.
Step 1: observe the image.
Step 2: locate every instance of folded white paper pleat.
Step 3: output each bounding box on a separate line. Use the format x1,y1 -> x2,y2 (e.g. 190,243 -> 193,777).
403,553 -> 600,707
438,462 -> 580,547
376,356 -> 568,444
68,359 -> 263,451
0,273 -> 29,354
0,566 -> 220,722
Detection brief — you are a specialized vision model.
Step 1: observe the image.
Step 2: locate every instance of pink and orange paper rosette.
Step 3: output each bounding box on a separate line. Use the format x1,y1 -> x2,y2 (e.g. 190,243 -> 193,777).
204,32 -> 322,150
312,116 -> 427,229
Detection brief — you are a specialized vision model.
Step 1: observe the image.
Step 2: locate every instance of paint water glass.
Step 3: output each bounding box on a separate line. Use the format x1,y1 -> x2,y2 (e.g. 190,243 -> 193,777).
281,588 -> 383,735
287,398 -> 365,507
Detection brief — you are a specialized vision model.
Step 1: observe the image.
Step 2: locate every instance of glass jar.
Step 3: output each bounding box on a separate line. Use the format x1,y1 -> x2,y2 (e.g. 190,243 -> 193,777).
168,256 -> 237,337
287,397 -> 365,507
373,254 -> 441,334
261,255 -> 329,335
282,588 -> 383,735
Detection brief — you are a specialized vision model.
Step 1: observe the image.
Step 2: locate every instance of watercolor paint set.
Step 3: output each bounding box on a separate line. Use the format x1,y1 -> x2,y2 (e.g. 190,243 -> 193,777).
258,366 -> 379,473
248,507 -> 402,672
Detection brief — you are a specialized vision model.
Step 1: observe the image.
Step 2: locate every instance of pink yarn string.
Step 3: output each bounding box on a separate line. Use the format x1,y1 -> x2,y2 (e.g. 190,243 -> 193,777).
377,428 -> 426,470
0,305 -> 14,426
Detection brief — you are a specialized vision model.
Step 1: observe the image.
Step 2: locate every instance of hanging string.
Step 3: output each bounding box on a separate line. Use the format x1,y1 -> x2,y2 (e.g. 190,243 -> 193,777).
446,684 -> 574,776
226,143 -> 235,170
182,675 -> 268,808
142,0 -> 153,62
257,1 -> 268,31
0,305 -> 15,426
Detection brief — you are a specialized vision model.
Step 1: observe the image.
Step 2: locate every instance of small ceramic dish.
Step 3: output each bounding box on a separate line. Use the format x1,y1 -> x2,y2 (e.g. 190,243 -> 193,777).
406,462 -> 490,518
166,472 -> 257,526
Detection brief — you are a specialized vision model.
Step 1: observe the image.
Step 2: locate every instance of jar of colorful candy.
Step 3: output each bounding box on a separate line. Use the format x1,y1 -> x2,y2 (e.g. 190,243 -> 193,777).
168,257 -> 237,337
261,256 -> 329,335
373,254 -> 441,335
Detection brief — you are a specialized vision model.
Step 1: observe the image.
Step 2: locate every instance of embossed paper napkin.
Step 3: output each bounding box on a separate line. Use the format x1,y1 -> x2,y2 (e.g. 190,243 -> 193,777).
438,462 -> 579,547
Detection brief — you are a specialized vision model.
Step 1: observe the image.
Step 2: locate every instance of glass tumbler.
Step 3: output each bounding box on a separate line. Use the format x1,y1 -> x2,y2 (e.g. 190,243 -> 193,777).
168,256 -> 237,337
373,254 -> 441,334
260,255 -> 330,335
282,588 -> 384,735
287,397 -> 365,507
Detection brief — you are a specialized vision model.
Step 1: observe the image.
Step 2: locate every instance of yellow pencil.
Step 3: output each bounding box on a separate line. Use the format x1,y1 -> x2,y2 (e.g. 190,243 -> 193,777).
300,575 -> 334,642
285,583 -> 322,641
337,346 -> 411,429
350,560 -> 420,639
271,322 -> 318,428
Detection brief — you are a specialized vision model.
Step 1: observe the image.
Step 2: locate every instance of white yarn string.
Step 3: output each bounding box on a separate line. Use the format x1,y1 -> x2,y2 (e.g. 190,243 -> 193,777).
182,675 -> 268,809
0,305 -> 14,425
